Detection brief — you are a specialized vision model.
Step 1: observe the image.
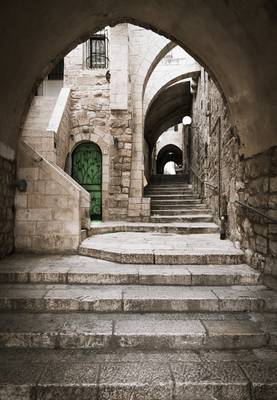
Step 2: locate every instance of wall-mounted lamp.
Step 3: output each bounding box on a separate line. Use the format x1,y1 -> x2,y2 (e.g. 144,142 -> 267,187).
15,179 -> 27,192
182,116 -> 192,126
106,70 -> 111,83
114,137 -> 119,148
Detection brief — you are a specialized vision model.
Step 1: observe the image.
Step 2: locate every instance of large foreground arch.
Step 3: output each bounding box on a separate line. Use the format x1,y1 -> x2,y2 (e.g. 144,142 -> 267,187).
1,0 -> 277,162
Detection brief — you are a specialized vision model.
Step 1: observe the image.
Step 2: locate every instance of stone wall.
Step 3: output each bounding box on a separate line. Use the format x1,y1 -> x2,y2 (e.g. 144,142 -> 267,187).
64,39 -> 134,221
15,141 -> 90,253
63,27 -> 154,222
0,154 -> 15,258
191,68 -> 277,277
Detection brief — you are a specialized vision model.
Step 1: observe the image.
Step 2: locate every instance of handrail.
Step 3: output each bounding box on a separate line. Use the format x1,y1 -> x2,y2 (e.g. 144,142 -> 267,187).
235,200 -> 277,224
190,167 -> 217,190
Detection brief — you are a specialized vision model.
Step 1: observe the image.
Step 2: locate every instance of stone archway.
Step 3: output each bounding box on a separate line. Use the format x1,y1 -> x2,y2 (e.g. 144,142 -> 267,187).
1,1 -> 277,257
1,1 -> 276,166
144,81 -> 192,150
156,144 -> 183,174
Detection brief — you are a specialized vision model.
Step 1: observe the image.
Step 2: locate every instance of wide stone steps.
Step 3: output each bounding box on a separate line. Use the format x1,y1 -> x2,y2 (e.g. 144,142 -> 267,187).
1,283 -> 276,313
79,233 -> 244,264
1,348 -> 277,400
0,258 -> 260,286
0,312 -> 273,351
88,221 -> 218,235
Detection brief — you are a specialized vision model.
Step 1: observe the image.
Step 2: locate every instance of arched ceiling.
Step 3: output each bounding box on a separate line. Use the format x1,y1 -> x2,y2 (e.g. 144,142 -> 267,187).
0,1 -> 277,158
144,81 -> 191,150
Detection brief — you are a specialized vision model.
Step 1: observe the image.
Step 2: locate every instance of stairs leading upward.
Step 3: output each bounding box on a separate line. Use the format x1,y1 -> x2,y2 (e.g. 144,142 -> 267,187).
1,173 -> 277,398
145,174 -> 214,225
21,96 -> 57,161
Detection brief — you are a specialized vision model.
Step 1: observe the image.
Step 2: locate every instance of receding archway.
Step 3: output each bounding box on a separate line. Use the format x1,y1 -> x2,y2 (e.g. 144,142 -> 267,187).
156,144 -> 183,174
144,81 -> 192,150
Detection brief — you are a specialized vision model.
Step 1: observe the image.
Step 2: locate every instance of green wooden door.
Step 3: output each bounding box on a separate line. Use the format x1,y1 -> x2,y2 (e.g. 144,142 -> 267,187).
72,142 -> 102,220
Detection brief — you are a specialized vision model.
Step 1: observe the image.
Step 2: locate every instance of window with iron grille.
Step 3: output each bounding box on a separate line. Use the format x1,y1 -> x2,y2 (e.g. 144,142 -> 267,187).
86,29 -> 109,69
48,59 -> 64,80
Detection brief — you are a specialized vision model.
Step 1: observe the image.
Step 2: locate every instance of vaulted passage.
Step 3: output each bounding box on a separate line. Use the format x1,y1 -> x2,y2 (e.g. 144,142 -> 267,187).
0,3 -> 277,398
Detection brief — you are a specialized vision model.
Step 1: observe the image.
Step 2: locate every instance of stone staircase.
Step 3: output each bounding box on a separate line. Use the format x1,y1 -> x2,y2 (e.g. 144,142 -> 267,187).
1,174 -> 277,398
21,96 -> 57,161
145,174 -> 213,224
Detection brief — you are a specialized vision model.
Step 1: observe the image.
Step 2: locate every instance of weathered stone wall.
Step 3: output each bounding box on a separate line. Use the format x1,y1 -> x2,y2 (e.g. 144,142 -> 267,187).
64,39 -> 134,221
15,141 -> 90,253
0,154 -> 15,258
191,68 -> 277,277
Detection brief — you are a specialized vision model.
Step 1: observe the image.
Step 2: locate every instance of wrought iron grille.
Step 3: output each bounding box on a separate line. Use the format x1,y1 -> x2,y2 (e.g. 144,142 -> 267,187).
86,29 -> 109,69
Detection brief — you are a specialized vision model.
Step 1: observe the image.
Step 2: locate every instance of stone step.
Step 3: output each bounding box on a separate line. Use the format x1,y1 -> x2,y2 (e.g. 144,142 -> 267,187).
151,204 -> 208,210
150,199 -> 202,205
23,120 -> 52,129
79,232 -> 244,264
145,189 -> 196,195
147,185 -> 192,190
22,128 -> 53,137
150,215 -> 214,223
88,221 -> 218,236
151,209 -> 212,216
2,348 -> 277,400
0,283 -> 276,313
148,194 -> 200,200
0,312 -> 271,351
0,259 -> 260,286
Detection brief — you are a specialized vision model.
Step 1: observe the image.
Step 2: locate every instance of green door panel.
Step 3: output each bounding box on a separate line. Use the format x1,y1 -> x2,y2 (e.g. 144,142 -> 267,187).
72,142 -> 102,220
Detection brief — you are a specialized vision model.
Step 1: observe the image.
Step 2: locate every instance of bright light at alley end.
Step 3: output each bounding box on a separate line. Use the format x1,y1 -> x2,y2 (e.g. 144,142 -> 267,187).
182,116 -> 192,126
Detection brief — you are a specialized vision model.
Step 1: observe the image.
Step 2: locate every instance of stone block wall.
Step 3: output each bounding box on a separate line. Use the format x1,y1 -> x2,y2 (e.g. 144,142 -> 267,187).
64,37 -> 135,221
15,141 -> 90,253
191,68 -> 277,277
0,154 -> 15,258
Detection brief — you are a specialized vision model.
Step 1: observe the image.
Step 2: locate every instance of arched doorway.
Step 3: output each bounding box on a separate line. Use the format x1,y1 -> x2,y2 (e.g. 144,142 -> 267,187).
72,142 -> 102,220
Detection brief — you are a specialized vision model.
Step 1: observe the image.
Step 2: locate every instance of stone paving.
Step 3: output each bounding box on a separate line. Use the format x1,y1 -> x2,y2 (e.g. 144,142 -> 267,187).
79,232 -> 245,264
1,348 -> 277,399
